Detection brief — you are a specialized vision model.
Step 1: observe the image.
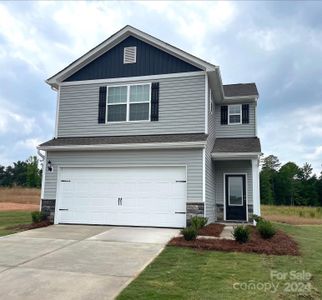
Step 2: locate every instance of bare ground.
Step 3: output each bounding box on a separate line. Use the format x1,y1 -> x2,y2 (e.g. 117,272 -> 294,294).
0,188 -> 40,211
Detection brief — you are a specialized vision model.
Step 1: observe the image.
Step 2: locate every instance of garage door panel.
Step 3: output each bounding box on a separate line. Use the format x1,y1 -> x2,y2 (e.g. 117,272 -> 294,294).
57,166 -> 187,227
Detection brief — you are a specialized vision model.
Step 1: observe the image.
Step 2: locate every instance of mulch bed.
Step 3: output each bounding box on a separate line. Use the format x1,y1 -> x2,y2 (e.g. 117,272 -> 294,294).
198,223 -> 225,237
6,220 -> 52,231
169,227 -> 300,256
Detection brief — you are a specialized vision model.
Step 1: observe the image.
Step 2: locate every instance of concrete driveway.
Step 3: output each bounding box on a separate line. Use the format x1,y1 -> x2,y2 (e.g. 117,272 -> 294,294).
0,225 -> 179,300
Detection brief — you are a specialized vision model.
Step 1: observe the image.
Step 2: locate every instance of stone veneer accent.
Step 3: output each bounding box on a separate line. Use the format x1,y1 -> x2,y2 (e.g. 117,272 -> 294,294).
41,199 -> 56,222
186,202 -> 204,225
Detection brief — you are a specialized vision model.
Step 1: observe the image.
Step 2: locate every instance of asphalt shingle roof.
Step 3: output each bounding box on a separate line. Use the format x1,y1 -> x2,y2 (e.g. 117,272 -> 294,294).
39,133 -> 208,148
223,83 -> 259,97
212,137 -> 261,153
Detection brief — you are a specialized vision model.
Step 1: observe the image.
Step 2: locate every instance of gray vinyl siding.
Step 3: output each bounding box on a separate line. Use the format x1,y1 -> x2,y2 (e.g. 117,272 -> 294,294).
44,149 -> 203,203
205,90 -> 216,223
214,160 -> 253,206
215,102 -> 256,137
57,74 -> 205,137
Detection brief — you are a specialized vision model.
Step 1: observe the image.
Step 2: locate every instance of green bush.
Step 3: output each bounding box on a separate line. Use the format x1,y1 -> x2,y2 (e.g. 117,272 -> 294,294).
299,211 -> 305,217
31,211 -> 47,223
181,227 -> 198,241
310,211 -> 316,218
190,216 -> 208,230
233,225 -> 250,243
256,220 -> 276,239
253,214 -> 264,223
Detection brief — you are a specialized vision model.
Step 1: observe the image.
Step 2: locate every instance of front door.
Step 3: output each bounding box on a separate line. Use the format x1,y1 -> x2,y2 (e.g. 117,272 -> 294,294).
225,174 -> 247,221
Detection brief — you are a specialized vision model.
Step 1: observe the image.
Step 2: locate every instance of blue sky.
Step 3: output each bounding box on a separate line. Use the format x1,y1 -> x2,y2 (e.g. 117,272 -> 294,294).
0,1 -> 322,174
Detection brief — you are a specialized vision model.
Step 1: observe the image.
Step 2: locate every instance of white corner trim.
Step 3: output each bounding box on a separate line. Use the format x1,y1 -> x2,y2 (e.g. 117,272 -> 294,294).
40,150 -> 47,200
46,26 -> 217,86
54,87 -> 60,138
38,141 -> 207,151
202,148 -> 206,203
252,158 -> 261,216
59,71 -> 205,87
205,73 -> 208,134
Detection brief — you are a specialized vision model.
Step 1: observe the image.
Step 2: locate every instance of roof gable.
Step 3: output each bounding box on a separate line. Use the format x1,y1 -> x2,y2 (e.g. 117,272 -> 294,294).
47,25 -> 217,88
64,35 -> 202,82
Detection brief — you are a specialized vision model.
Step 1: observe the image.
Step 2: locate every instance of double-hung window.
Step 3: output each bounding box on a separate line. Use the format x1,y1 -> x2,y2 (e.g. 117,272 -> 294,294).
107,84 -> 150,122
228,104 -> 241,124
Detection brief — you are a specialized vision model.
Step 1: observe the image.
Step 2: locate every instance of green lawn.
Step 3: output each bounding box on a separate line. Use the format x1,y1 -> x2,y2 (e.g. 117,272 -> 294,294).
0,211 -> 32,236
118,223 -> 322,300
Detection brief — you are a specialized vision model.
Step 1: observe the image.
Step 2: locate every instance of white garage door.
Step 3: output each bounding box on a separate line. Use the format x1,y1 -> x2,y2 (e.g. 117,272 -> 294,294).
56,166 -> 187,227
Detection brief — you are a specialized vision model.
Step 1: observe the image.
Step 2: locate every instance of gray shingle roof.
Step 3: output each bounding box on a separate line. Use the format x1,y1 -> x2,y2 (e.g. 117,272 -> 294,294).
212,137 -> 261,153
223,83 -> 258,97
39,133 -> 208,148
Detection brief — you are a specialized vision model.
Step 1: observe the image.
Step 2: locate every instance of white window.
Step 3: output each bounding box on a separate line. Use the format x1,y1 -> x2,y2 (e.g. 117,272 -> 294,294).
107,84 -> 150,122
123,46 -> 137,64
228,104 -> 241,124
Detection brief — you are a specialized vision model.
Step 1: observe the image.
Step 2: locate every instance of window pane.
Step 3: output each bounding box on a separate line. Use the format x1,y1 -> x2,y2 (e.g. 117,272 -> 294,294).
129,103 -> 149,121
229,177 -> 243,205
129,85 -> 150,103
229,115 -> 240,124
229,105 -> 241,114
107,104 -> 126,122
108,86 -> 127,104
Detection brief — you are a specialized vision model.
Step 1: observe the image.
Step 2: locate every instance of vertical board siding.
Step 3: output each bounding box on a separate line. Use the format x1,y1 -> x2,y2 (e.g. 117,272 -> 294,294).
44,149 -> 203,203
214,160 -> 253,206
205,89 -> 216,223
58,75 -> 205,137
64,36 -> 201,82
215,102 -> 256,137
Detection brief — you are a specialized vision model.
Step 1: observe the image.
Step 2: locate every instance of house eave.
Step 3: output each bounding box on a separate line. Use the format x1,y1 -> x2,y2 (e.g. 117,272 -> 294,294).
38,141 -> 207,151
211,152 -> 261,160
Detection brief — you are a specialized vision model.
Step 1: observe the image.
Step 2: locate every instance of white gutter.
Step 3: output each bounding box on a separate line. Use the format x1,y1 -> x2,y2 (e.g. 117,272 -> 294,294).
212,152 -> 261,160
37,141 -> 207,151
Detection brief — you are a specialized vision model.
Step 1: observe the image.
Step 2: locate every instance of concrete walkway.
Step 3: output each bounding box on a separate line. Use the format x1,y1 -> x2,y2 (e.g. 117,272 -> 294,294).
0,225 -> 178,300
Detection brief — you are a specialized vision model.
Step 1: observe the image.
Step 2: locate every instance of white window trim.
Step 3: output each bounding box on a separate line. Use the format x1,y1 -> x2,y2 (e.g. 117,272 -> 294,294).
227,176 -> 244,207
105,83 -> 151,123
228,104 -> 242,125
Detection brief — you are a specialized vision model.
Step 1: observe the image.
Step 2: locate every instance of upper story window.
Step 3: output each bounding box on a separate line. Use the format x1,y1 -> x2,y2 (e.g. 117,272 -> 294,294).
107,84 -> 150,122
228,104 -> 241,124
123,46 -> 137,64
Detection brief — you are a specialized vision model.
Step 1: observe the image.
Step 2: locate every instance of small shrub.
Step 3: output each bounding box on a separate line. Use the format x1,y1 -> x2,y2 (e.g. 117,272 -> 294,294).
299,211 -> 305,217
31,211 -> 47,223
181,227 -> 198,241
190,216 -> 208,230
253,214 -> 264,223
233,225 -> 250,243
257,220 -> 276,239
309,211 -> 316,218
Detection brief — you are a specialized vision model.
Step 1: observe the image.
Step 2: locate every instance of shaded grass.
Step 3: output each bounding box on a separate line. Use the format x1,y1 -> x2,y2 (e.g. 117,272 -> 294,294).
262,205 -> 322,225
0,211 -> 32,236
118,224 -> 322,300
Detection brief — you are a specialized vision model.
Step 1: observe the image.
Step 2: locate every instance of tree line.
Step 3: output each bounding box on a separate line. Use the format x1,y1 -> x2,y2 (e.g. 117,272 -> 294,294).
0,156 -> 42,188
260,155 -> 322,206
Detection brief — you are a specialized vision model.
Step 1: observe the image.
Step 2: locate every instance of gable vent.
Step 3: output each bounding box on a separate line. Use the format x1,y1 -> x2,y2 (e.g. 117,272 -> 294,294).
123,46 -> 137,64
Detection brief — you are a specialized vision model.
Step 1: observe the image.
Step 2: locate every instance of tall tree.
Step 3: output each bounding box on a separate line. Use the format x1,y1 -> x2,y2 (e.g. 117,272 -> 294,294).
26,156 -> 41,188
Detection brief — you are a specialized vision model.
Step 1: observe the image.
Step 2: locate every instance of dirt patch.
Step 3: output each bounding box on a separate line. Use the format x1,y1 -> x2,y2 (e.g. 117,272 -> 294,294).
169,227 -> 299,256
5,220 -> 52,231
265,215 -> 322,225
0,202 -> 39,211
198,223 -> 225,237
0,187 -> 40,204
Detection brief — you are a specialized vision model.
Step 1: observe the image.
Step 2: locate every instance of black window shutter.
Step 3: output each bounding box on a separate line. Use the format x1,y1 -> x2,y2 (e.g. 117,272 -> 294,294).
98,86 -> 107,123
221,105 -> 228,125
242,104 -> 249,124
151,82 -> 159,121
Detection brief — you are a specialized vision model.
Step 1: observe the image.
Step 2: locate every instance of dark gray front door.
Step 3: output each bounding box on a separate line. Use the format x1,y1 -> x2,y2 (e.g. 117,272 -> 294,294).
225,174 -> 247,221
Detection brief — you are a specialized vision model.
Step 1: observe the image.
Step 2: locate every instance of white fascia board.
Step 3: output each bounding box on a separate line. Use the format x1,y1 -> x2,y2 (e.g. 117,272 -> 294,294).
38,141 -> 207,151
212,152 -> 261,160
60,71 -> 205,87
224,95 -> 259,101
47,25 -> 217,87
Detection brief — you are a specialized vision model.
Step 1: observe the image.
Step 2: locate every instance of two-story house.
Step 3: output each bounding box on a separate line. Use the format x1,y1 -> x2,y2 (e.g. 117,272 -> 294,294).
38,26 -> 261,227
